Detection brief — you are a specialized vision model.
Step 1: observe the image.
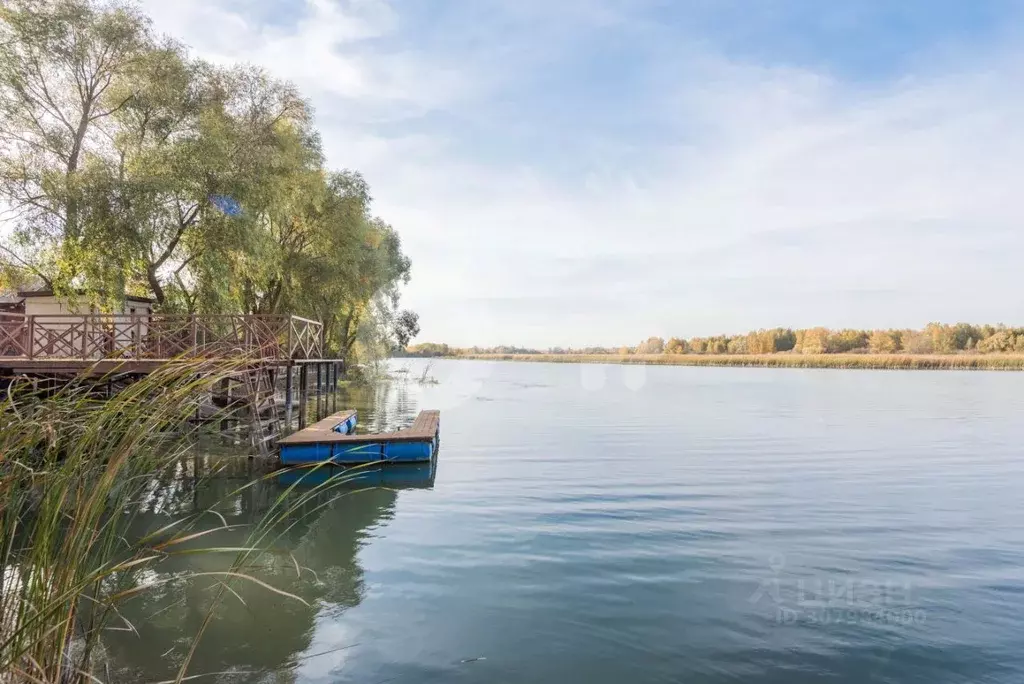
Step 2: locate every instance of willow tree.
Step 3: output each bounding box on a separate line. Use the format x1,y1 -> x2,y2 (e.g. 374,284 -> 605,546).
107,60 -> 315,308
230,166 -> 412,356
0,0 -> 320,307
0,0 -> 152,294
1,0 -> 417,358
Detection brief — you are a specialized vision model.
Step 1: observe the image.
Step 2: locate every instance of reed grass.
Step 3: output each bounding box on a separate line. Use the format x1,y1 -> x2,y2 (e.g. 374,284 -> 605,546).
0,359 -> 369,683
452,352 -> 1024,370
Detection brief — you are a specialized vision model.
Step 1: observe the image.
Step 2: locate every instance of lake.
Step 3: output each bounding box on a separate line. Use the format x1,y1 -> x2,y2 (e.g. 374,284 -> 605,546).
109,359 -> 1024,683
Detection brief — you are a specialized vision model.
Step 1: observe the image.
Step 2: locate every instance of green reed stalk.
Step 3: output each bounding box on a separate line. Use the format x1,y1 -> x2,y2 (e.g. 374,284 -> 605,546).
0,358 -> 332,683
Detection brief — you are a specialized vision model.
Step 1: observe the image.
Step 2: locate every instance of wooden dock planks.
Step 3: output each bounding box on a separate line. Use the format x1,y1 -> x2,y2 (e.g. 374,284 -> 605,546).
279,410 -> 358,443
279,409 -> 440,465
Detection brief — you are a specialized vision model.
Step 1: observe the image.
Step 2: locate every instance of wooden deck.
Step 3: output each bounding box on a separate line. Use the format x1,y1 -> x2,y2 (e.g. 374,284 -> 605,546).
280,410 -> 440,446
0,313 -> 324,368
279,410 -> 441,465
0,312 -> 345,447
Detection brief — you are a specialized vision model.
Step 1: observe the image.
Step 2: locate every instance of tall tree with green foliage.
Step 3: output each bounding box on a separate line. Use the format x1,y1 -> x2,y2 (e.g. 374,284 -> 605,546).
0,0 -> 152,294
0,0 -> 417,361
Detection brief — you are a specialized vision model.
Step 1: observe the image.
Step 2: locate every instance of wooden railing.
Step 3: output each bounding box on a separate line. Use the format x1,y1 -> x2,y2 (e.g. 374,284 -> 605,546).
0,313 -> 324,361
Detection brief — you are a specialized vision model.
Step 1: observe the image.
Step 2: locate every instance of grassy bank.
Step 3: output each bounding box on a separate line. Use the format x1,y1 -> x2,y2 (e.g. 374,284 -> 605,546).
448,353 -> 1024,370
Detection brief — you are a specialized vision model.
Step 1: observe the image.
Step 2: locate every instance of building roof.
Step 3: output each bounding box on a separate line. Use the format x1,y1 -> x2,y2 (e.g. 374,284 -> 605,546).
17,288 -> 155,304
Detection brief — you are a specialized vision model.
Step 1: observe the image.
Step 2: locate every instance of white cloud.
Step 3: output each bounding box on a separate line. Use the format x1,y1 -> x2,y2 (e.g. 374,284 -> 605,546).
139,0 -> 1024,347
139,0 -> 462,111
376,58 -> 1024,345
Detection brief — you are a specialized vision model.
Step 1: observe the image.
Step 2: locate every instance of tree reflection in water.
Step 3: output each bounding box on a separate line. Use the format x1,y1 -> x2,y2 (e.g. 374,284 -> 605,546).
104,457 -> 434,683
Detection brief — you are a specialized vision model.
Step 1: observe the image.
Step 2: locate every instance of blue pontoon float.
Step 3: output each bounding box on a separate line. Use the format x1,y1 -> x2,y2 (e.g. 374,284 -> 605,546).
278,409 -> 440,465
275,461 -> 437,488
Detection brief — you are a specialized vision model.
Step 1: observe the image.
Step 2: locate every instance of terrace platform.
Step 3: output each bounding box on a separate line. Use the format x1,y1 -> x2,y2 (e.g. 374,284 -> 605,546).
0,312 -> 346,448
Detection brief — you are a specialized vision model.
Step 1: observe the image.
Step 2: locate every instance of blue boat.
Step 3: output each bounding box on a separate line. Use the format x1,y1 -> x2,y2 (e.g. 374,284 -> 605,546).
278,409 -> 440,465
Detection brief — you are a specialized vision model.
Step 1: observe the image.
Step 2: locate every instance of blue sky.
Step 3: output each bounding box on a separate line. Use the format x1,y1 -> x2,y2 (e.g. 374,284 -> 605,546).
141,0 -> 1024,347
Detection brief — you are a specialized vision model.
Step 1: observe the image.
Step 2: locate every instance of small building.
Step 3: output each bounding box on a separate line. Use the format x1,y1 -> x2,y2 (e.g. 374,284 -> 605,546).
17,289 -> 154,318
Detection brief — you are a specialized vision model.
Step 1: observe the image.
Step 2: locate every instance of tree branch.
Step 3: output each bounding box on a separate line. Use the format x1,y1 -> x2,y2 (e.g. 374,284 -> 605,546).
0,243 -> 54,290
152,204 -> 200,269
26,52 -> 77,135
89,91 -> 135,122
172,251 -> 199,276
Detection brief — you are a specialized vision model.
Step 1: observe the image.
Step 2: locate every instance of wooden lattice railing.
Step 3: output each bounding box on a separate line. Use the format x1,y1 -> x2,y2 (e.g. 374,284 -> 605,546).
0,313 -> 324,361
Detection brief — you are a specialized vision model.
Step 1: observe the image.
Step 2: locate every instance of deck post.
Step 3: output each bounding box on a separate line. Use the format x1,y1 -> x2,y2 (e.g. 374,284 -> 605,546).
134,316 -> 142,358
265,367 -> 277,436
298,364 -> 308,429
325,361 -> 332,414
286,318 -> 293,360
315,363 -> 322,421
331,362 -> 338,413
322,362 -> 329,415
326,361 -> 332,414
324,362 -> 330,413
320,362 -> 326,419
284,363 -> 294,432
326,362 -> 332,414
219,377 -> 230,432
26,315 -> 34,359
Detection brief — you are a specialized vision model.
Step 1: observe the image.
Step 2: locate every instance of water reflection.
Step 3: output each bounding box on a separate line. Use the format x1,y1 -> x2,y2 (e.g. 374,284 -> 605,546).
106,454 -> 433,683
276,461 -> 437,489
341,376 -> 420,434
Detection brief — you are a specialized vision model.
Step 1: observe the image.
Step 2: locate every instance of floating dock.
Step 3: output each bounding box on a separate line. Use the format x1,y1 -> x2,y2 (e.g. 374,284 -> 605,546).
278,409 -> 440,465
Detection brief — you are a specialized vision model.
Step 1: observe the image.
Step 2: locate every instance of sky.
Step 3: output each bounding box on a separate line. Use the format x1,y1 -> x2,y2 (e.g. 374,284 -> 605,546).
137,0 -> 1024,347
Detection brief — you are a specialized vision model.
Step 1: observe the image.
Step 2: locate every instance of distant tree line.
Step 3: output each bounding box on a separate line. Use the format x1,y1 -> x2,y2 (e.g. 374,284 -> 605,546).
407,323 -> 1024,358
657,323 -> 1024,355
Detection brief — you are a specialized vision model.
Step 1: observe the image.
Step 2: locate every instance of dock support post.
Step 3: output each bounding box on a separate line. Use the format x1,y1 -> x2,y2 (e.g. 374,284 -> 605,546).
285,363 -> 294,432
324,362 -> 331,415
331,362 -> 338,413
264,368 -> 276,437
315,363 -> 322,421
326,362 -> 333,414
298,364 -> 308,429
325,362 -> 332,414
219,377 -> 230,433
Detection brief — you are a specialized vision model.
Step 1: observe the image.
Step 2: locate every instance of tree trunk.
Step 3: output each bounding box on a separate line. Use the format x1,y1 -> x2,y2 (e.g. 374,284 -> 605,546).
64,105 -> 93,241
147,264 -> 166,306
339,310 -> 361,357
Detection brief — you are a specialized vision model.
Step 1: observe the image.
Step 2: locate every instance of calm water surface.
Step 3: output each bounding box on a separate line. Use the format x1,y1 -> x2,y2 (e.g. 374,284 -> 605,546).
110,360 -> 1024,683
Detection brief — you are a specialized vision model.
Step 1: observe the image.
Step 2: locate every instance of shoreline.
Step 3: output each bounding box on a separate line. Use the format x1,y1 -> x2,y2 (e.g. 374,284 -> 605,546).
426,353 -> 1024,370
